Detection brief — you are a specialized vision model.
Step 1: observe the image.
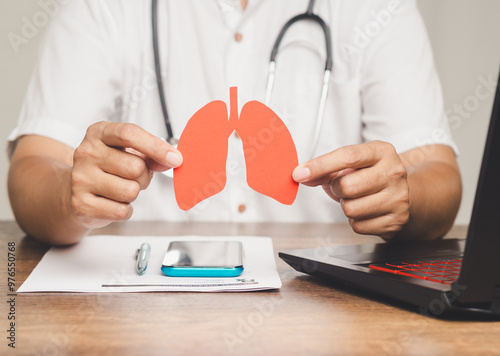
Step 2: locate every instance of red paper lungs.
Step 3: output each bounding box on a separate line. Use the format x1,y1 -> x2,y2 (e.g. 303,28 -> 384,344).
174,87 -> 298,210
238,101 -> 298,205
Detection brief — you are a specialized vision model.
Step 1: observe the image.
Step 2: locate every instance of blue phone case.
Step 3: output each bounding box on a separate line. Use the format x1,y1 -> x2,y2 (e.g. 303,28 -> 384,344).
161,266 -> 244,277
161,241 -> 244,277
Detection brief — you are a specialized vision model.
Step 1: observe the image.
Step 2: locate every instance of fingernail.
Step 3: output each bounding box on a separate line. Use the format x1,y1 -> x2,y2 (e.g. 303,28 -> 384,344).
293,166 -> 311,182
166,151 -> 183,168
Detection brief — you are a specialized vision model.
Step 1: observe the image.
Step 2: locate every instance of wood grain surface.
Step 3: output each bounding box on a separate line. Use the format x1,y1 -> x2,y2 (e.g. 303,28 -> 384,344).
1,220 -> 498,356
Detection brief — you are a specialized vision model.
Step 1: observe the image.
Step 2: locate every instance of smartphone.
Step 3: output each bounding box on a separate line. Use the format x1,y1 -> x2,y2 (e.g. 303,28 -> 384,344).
161,241 -> 244,277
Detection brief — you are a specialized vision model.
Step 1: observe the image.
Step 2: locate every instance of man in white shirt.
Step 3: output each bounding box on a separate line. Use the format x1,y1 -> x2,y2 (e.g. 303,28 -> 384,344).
7,0 -> 461,245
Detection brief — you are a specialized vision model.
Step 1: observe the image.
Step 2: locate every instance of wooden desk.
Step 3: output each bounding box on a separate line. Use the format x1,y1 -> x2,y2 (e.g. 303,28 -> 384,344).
1,221 -> 499,355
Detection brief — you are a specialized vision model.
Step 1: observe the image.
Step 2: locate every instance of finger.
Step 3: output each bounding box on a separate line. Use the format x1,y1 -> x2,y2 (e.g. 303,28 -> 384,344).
348,213 -> 409,239
96,122 -> 183,171
340,192 -> 395,221
92,173 -> 142,204
293,142 -> 386,186
77,217 -> 112,230
125,146 -> 173,173
144,156 -> 174,173
123,148 -> 167,183
322,184 -> 340,202
71,192 -> 133,222
98,146 -> 152,190
320,168 -> 355,202
72,165 -> 142,204
329,167 -> 385,200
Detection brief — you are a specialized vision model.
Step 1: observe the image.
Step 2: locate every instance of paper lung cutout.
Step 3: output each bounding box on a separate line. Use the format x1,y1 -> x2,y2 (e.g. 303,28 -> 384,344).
174,87 -> 298,211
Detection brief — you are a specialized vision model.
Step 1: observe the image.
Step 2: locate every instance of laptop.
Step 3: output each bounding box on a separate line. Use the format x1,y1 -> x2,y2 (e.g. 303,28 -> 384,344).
279,70 -> 500,318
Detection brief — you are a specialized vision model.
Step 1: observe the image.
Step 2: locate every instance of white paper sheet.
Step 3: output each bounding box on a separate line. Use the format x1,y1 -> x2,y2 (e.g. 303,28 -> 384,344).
18,235 -> 282,292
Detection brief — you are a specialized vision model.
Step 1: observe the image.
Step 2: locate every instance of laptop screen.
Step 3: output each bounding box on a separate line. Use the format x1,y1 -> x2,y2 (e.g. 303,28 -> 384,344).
456,68 -> 500,305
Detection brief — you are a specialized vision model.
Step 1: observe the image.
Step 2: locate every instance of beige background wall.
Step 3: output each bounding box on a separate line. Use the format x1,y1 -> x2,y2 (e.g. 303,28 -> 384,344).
1,0 -> 500,226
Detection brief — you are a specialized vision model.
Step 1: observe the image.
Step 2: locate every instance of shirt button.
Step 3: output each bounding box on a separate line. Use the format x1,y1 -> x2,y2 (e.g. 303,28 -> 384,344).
234,32 -> 243,42
238,204 -> 246,213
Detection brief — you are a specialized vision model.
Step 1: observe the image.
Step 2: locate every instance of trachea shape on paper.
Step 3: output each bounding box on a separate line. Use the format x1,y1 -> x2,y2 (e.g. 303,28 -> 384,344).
174,87 -> 299,211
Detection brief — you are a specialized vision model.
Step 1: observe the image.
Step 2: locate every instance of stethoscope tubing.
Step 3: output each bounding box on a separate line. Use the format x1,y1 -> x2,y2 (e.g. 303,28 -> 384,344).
152,0 -> 176,145
152,0 -> 332,160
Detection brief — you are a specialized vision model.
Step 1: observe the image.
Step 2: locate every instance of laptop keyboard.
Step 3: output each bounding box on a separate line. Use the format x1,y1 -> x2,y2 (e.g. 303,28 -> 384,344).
368,257 -> 463,285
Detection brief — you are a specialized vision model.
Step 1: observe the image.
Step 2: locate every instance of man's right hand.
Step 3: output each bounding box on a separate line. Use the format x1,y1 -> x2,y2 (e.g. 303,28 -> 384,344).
71,121 -> 183,228
8,121 -> 182,245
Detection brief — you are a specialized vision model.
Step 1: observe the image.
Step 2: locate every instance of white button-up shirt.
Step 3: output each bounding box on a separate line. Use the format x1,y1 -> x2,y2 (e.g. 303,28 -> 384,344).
8,0 -> 457,223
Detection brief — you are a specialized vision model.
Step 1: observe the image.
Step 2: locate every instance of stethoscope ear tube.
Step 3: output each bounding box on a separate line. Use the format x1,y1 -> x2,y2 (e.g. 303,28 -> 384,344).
269,13 -> 332,71
310,69 -> 331,159
152,0 -> 175,144
266,8 -> 333,160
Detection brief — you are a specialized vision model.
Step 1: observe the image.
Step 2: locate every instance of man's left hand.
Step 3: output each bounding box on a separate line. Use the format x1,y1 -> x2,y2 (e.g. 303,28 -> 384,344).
292,141 -> 410,239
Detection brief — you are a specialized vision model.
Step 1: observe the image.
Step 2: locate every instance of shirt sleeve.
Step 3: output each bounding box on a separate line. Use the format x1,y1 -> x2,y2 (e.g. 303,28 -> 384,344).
358,0 -> 458,155
7,0 -> 124,158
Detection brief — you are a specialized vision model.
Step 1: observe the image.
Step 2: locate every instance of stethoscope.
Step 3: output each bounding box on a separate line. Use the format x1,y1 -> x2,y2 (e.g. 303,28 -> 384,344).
152,0 -> 332,160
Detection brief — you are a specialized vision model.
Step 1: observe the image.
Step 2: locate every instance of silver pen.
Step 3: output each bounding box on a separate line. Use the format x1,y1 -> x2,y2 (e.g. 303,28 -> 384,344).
136,243 -> 151,275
